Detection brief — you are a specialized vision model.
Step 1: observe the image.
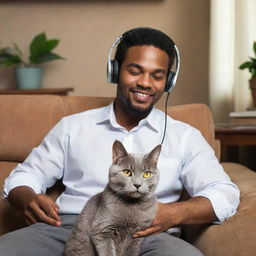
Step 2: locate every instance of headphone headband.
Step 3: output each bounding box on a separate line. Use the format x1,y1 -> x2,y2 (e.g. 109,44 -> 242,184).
107,34 -> 123,83
107,28 -> 180,92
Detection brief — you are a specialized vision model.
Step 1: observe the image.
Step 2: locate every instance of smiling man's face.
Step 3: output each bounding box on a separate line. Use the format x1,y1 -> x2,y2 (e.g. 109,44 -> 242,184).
115,45 -> 169,118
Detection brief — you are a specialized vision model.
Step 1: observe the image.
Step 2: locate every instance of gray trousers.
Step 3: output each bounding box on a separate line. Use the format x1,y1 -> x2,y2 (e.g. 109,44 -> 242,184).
0,215 -> 203,256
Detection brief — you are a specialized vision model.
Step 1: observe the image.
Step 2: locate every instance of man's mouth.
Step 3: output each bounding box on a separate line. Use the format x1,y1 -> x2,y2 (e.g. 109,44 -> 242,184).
132,91 -> 153,102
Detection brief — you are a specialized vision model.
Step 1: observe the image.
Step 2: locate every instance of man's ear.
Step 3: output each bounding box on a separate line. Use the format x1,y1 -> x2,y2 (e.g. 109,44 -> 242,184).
112,140 -> 128,164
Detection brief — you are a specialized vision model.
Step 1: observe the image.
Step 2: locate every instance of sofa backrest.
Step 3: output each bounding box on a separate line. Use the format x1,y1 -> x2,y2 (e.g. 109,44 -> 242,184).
0,95 -> 218,163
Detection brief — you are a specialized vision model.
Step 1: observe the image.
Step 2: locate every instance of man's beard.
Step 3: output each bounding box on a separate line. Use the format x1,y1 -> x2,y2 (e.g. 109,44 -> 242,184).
123,97 -> 154,117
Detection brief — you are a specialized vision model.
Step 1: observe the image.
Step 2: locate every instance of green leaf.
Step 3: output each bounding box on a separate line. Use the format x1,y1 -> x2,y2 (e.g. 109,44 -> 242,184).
253,41 -> 256,55
0,60 -> 19,66
31,40 -> 60,62
0,48 -> 22,66
29,32 -> 61,64
29,33 -> 46,57
251,69 -> 256,78
250,57 -> 256,64
239,61 -> 253,70
0,47 -> 13,55
29,32 -> 47,62
31,52 -> 64,64
0,32 -> 63,66
44,39 -> 59,52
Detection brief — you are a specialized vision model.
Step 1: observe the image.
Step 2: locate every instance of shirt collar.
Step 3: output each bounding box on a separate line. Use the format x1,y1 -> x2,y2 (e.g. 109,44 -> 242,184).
95,102 -> 119,128
96,102 -> 160,132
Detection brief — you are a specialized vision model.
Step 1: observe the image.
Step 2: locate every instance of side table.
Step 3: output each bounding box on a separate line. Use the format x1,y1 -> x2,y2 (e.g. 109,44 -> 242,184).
215,124 -> 256,170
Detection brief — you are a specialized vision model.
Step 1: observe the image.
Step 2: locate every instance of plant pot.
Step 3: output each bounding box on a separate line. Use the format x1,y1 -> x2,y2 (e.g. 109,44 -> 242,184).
249,77 -> 256,107
15,67 -> 43,89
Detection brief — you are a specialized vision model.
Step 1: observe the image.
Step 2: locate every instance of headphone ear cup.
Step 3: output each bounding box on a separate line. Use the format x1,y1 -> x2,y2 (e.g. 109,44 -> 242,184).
165,71 -> 175,92
111,60 -> 119,84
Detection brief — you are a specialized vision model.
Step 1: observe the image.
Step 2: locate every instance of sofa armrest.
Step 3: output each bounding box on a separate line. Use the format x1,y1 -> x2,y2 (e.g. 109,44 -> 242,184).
0,161 -> 27,235
0,161 -> 64,235
183,162 -> 256,256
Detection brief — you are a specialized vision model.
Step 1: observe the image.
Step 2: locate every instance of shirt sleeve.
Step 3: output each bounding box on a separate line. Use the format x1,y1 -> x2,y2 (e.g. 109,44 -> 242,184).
181,128 -> 240,223
3,118 -> 68,198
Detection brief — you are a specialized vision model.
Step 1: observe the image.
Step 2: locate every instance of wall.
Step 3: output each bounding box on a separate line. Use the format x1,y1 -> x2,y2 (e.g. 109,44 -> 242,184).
0,0 -> 210,107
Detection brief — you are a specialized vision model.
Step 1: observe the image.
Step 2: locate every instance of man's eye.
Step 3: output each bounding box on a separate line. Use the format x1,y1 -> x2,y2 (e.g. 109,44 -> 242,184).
128,69 -> 140,76
152,74 -> 164,81
123,170 -> 132,177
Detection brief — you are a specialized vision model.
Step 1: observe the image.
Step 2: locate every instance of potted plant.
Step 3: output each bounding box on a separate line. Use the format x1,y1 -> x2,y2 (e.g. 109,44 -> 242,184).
239,41 -> 256,106
0,32 -> 64,89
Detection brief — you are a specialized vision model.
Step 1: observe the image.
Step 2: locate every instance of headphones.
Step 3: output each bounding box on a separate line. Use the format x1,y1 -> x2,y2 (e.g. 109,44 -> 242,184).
107,28 -> 180,93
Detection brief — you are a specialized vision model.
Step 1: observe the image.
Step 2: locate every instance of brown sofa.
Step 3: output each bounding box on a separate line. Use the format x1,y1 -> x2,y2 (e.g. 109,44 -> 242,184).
0,95 -> 256,256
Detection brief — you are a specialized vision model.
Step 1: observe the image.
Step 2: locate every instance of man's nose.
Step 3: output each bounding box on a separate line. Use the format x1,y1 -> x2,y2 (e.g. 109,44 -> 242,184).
137,74 -> 151,89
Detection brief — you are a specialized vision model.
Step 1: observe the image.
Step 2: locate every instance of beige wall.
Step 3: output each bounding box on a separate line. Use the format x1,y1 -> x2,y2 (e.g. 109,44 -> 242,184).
0,0 -> 209,107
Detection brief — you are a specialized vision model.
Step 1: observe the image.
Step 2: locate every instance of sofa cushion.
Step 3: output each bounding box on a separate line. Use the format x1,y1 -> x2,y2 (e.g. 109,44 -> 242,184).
63,96 -> 113,116
0,96 -> 217,163
167,103 -> 215,148
0,96 -> 115,163
0,95 -> 66,162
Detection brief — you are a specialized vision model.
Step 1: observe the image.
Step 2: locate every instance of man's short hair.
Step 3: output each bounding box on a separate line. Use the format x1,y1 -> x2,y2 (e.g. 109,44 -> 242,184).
115,27 -> 175,69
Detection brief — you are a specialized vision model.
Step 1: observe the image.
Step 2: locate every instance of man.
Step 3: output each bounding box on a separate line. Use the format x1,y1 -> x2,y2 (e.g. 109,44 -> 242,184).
0,27 -> 239,255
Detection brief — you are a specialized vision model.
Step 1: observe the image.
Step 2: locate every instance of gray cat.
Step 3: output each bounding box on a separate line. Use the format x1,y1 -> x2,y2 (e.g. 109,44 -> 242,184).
64,140 -> 161,256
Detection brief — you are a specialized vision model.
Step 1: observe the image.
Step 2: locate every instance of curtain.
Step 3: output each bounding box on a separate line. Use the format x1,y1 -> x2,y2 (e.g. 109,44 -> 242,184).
209,0 -> 256,123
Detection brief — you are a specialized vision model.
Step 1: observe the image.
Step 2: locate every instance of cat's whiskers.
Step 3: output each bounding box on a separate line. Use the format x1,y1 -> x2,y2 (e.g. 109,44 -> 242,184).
112,191 -> 126,201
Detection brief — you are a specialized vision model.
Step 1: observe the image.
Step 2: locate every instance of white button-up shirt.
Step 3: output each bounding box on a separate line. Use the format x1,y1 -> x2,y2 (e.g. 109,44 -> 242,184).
4,103 -> 239,224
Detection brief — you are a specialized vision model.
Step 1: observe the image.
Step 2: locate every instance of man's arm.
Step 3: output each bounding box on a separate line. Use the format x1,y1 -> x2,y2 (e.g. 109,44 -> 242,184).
7,186 -> 61,227
133,196 -> 216,237
4,119 -> 68,226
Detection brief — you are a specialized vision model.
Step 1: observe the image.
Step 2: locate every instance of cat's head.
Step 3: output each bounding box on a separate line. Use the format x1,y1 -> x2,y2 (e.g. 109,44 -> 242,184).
109,140 -> 161,200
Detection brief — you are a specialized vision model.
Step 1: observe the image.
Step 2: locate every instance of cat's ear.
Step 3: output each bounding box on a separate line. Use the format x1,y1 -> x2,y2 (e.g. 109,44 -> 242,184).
112,140 -> 128,164
146,145 -> 161,166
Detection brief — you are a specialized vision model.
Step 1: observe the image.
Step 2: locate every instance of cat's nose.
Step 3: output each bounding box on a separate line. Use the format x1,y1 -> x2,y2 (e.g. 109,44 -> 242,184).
134,184 -> 141,189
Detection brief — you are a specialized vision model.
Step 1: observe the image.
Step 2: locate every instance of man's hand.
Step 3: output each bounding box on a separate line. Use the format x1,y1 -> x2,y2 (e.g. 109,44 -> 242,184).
24,193 -> 61,226
133,197 -> 217,237
133,201 -> 177,237
8,186 -> 61,227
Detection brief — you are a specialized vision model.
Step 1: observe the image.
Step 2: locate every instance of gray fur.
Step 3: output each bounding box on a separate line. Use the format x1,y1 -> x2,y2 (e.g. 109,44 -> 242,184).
65,141 -> 161,256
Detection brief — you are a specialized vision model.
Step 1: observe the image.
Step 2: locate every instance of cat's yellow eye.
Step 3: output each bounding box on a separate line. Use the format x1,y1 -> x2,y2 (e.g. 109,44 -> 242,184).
123,170 -> 132,177
143,171 -> 152,178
